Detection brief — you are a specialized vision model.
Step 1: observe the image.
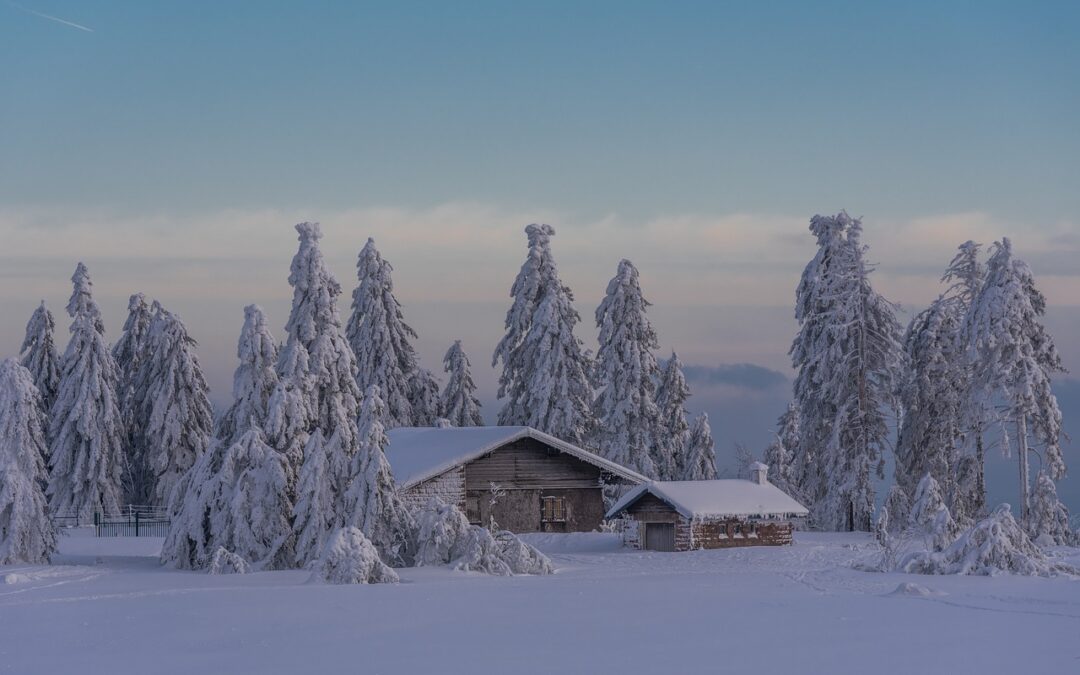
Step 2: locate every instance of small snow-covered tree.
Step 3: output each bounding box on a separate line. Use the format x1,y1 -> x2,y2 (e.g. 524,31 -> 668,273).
0,359 -> 57,565
19,301 -> 61,416
309,526 -> 399,585
881,485 -> 911,535
1028,470 -> 1077,547
217,305 -> 280,449
440,341 -> 483,427
681,413 -> 717,480
654,352 -> 691,480
592,259 -> 663,478
908,474 -> 959,551
409,368 -> 443,427
966,238 -> 1066,523
765,403 -> 800,498
789,213 -> 902,531
136,305 -> 213,506
492,224 -> 594,445
292,430 -> 339,566
342,386 -> 414,565
162,429 -> 293,571
112,293 -> 156,504
49,263 -> 125,522
346,238 -> 422,428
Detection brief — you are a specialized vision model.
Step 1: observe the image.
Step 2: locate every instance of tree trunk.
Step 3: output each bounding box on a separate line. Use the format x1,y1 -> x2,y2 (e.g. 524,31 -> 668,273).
974,427 -> 986,518
1017,417 -> 1030,522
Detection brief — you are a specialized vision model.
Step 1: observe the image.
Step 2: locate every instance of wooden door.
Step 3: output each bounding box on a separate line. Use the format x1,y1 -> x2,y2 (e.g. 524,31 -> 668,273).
644,523 -> 675,552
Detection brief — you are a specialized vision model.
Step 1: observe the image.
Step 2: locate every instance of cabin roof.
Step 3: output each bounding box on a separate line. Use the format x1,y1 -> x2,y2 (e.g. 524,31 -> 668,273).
384,426 -> 649,490
605,480 -> 810,520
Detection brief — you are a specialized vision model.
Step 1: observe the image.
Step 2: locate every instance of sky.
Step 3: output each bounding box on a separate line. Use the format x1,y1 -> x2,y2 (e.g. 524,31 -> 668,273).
2,1 -> 1079,512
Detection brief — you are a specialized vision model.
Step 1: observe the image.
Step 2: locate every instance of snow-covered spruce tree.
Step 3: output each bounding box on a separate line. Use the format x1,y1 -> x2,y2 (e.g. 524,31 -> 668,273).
216,305 -> 280,449
1028,470 -> 1078,546
764,403 -> 800,498
895,293 -> 965,506
681,413 -> 717,480
161,429 -> 294,571
654,352 -> 691,480
292,429 -> 338,566
965,238 -> 1066,523
0,359 -> 57,565
591,259 -> 663,478
48,263 -> 125,522
881,485 -> 912,535
112,293 -> 156,504
346,238 -> 422,428
409,368 -> 443,427
342,386 -> 414,566
136,304 -> 213,507
19,301 -> 61,416
789,213 -> 902,531
907,474 -> 959,551
492,224 -> 595,446
440,341 -> 483,427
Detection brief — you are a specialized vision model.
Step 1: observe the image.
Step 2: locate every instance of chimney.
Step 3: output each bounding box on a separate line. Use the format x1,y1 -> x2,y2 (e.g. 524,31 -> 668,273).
749,462 -> 769,485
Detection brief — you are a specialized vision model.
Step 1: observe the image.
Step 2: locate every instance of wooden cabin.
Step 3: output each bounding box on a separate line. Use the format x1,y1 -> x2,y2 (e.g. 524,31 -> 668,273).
385,426 -> 646,533
605,464 -> 809,552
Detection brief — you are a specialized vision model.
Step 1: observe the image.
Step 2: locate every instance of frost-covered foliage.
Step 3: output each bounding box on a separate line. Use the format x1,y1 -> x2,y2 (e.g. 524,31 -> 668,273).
654,352 -> 691,481
292,430 -> 339,566
440,341 -> 483,427
19,301 -> 61,416
217,305 -> 280,449
162,429 -> 293,571
342,386 -> 414,566
136,305 -> 213,506
907,474 -> 960,551
592,259 -> 663,478
48,263 -> 125,522
309,527 -> 399,585
411,499 -> 553,575
0,359 -> 57,565
966,238 -> 1066,523
346,238 -> 423,428
1028,471 -> 1078,547
408,368 -> 443,427
899,505 -> 1078,577
788,214 -> 902,531
764,403 -> 800,499
492,224 -> 594,446
279,222 -> 361,471
681,413 -> 717,481
208,548 -> 250,575
881,485 -> 911,535
112,293 -> 156,505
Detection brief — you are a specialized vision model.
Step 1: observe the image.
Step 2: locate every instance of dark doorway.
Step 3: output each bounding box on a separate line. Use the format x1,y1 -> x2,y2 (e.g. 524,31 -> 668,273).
644,523 -> 676,552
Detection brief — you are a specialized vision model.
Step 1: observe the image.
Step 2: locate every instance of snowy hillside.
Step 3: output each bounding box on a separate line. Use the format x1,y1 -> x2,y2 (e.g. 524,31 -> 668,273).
2,531 -> 1077,674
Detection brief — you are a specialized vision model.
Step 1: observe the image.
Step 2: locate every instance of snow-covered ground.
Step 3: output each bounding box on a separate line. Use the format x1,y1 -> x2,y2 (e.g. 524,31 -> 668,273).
1,530 -> 1078,674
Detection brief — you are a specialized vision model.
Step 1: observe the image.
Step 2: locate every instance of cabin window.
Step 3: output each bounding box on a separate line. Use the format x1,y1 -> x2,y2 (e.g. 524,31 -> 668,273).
733,524 -> 743,535
542,496 -> 566,523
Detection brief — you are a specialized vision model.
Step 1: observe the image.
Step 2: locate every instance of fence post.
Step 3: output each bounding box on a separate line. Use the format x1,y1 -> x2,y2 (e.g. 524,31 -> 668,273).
135,510 -> 140,537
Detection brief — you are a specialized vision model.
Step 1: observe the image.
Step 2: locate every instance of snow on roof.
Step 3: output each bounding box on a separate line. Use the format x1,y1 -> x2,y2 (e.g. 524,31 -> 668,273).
605,480 -> 809,520
385,426 -> 648,489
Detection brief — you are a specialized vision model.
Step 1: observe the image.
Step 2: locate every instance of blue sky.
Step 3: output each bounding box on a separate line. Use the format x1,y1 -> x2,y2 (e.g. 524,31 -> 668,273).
2,2 -> 1079,511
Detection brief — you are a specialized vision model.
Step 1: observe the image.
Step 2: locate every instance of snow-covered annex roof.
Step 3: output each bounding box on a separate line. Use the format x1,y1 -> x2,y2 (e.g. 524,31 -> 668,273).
605,480 -> 810,520
385,426 -> 649,490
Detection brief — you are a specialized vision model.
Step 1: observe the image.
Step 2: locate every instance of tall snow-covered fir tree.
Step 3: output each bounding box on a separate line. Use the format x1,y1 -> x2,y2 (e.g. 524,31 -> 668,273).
216,305 -> 280,449
48,263 -> 126,521
441,341 -> 483,427
681,413 -> 717,480
965,238 -> 1066,523
408,368 -> 443,427
19,301 -> 61,416
279,222 -> 362,478
654,352 -> 691,480
346,238 -> 422,428
591,259 -> 663,478
343,386 -> 414,565
492,224 -> 594,446
0,358 -> 57,565
134,304 -> 213,507
789,213 -> 902,531
111,293 -> 156,504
